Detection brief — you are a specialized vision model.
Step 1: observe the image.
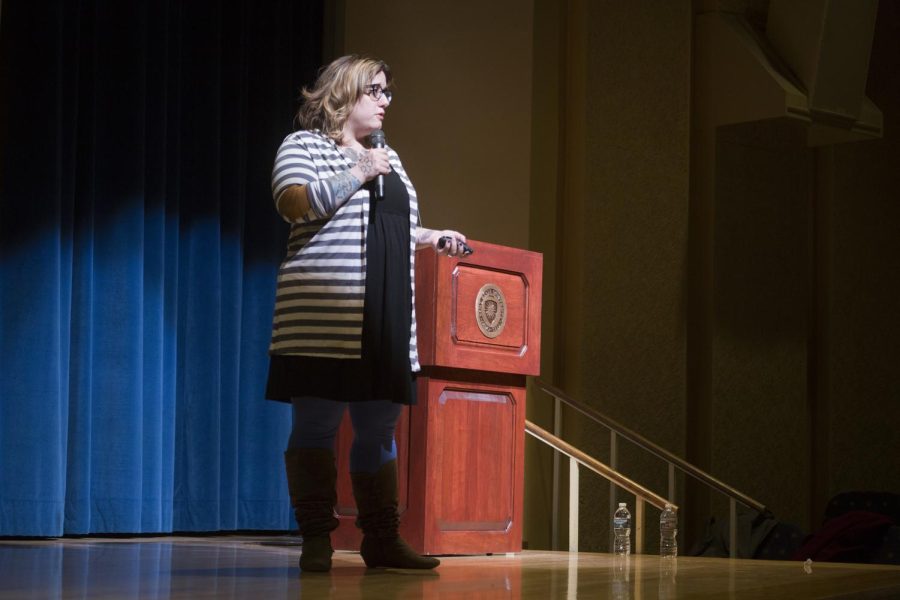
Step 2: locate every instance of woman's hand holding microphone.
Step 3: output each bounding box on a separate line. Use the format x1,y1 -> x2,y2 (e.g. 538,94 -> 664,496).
350,148 -> 392,183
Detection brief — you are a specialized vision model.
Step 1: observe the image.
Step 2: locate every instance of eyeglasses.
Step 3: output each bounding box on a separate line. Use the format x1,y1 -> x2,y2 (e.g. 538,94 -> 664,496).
363,84 -> 393,103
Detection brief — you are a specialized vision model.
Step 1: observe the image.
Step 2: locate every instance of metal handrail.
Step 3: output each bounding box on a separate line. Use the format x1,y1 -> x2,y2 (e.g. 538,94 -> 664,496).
525,420 -> 673,511
525,420 -> 678,554
535,379 -> 766,513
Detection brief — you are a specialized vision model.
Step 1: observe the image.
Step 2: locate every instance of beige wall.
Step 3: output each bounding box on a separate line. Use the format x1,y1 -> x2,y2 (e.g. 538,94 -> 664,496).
708,119 -> 813,529
524,0 -> 564,550
570,0 -> 693,552
340,0 -> 534,249
528,0 -> 694,553
822,0 -> 900,513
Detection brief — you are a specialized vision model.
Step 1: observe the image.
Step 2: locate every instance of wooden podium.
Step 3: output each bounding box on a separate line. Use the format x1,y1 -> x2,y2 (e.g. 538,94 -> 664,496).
332,240 -> 542,555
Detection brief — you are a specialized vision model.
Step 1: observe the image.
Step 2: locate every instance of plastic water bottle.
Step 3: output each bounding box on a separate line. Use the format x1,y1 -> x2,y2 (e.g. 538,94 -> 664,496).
613,502 -> 631,556
659,503 -> 678,558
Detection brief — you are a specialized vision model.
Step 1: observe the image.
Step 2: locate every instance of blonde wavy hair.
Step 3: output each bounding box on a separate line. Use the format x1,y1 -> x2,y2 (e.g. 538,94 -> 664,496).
295,55 -> 392,143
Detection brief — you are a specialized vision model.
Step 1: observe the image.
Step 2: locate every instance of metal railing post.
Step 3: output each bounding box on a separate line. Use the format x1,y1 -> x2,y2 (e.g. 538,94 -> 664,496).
635,496 -> 645,554
569,456 -> 579,553
729,497 -> 737,558
609,430 -> 618,551
552,397 -> 562,551
668,463 -> 676,502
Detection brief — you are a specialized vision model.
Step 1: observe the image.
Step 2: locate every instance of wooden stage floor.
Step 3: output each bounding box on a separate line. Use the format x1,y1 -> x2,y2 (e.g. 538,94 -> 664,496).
1,536 -> 898,599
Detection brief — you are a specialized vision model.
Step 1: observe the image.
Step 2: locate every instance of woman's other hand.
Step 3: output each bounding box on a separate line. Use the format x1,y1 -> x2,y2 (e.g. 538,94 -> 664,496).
430,229 -> 468,257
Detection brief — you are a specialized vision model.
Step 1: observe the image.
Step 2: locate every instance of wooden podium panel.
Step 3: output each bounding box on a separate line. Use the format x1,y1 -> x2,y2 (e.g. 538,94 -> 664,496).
453,266 -> 527,350
402,375 -> 526,555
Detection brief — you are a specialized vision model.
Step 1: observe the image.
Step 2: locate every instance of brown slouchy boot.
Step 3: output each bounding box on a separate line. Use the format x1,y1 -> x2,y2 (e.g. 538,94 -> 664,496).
284,448 -> 339,572
351,459 -> 440,569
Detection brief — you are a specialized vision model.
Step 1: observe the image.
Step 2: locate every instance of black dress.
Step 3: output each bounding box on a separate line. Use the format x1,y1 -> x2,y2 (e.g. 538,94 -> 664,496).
265,168 -> 417,405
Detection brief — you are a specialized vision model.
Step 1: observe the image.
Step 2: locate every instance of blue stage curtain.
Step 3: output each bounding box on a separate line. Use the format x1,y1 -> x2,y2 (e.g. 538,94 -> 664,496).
0,1 -> 323,536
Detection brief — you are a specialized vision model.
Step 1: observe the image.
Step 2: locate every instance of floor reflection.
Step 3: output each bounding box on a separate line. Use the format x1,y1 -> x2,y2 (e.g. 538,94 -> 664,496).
1,538 -> 898,599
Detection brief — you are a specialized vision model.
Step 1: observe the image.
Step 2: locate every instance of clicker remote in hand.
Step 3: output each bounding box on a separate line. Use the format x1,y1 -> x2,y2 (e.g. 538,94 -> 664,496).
438,236 -> 474,256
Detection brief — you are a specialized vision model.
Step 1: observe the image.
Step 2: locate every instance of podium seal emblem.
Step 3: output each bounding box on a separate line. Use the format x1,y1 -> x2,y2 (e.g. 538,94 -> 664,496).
476,284 -> 507,339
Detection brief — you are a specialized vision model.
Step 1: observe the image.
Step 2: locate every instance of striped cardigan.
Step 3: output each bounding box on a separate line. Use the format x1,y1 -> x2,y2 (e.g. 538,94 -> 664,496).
269,129 -> 421,372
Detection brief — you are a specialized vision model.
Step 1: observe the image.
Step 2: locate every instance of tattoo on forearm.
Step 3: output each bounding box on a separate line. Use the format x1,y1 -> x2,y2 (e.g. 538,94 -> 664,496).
306,170 -> 362,218
327,171 -> 362,205
357,151 -> 376,178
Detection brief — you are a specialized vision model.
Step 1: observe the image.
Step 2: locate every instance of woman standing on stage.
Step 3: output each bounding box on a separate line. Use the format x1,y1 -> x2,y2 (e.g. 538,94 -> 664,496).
265,55 -> 468,572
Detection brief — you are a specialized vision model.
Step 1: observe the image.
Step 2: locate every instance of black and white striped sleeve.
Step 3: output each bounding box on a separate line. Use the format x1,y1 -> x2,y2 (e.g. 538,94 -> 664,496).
272,135 -> 316,197
272,135 -> 318,221
305,171 -> 362,219
271,134 -> 362,222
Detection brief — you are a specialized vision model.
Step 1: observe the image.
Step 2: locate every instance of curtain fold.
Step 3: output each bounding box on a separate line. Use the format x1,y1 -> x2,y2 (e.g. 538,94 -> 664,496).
0,0 -> 323,536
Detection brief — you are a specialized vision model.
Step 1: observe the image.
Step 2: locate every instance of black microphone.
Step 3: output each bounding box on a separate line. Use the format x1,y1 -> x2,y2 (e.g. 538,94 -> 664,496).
370,129 -> 386,200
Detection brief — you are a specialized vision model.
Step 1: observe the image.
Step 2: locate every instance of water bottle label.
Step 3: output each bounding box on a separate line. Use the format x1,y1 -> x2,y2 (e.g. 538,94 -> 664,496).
614,517 -> 628,528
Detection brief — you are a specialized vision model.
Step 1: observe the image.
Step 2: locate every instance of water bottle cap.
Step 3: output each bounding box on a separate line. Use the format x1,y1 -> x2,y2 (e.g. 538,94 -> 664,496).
618,503 -> 626,508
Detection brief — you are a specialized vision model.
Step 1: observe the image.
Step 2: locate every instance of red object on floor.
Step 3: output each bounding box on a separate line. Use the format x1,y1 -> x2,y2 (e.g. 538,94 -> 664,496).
792,510 -> 894,563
